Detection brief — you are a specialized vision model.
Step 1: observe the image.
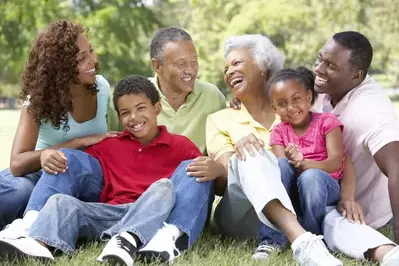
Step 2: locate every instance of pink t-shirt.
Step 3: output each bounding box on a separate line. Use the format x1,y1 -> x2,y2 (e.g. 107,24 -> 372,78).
270,112 -> 344,179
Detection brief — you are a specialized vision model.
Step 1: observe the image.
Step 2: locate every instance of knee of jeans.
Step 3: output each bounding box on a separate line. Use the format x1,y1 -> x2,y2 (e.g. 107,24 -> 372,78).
297,169 -> 324,197
46,193 -> 79,209
6,177 -> 36,201
278,157 -> 290,168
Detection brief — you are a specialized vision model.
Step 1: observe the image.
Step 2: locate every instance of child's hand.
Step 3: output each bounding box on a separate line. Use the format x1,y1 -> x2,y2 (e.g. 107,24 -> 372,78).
285,144 -> 304,162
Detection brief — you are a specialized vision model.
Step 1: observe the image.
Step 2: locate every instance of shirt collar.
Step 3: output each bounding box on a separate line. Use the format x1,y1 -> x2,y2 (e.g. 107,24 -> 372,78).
153,74 -> 199,98
238,104 -> 278,130
118,125 -> 172,146
321,75 -> 372,116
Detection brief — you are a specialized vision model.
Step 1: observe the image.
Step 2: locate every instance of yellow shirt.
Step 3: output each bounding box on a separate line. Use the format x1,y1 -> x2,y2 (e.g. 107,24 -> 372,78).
206,105 -> 278,160
150,76 -> 226,154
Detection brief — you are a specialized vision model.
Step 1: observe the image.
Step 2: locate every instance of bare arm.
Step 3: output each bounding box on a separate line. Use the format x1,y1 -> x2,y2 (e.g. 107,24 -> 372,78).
10,107 -> 96,177
300,127 -> 344,173
214,152 -> 234,196
373,141 -> 399,242
271,145 -> 286,158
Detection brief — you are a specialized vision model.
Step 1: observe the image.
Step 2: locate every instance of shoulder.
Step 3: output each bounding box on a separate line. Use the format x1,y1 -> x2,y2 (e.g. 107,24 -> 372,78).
169,133 -> 201,153
208,108 -> 235,122
96,75 -> 111,91
195,80 -> 225,98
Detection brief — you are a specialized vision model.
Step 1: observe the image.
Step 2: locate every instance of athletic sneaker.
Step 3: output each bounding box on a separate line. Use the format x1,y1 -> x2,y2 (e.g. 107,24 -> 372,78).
0,219 -> 29,239
97,232 -> 138,266
138,223 -> 180,263
382,246 -> 399,266
0,236 -> 54,262
292,232 -> 343,266
252,244 -> 279,260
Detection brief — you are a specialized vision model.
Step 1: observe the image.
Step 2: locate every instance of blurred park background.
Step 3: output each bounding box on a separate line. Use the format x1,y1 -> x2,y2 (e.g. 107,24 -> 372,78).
0,1 -> 398,264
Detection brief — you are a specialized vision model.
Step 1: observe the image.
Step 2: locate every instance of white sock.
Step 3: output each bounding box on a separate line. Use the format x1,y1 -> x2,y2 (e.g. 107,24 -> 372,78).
22,210 -> 39,229
164,223 -> 184,239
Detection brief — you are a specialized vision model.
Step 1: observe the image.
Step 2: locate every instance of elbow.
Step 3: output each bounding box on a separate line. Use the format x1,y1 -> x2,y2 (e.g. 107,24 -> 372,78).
330,155 -> 344,173
9,159 -> 24,177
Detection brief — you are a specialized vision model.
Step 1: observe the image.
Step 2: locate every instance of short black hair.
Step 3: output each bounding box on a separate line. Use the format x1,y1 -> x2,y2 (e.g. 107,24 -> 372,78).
333,31 -> 373,74
267,66 -> 318,105
113,75 -> 160,113
150,27 -> 192,61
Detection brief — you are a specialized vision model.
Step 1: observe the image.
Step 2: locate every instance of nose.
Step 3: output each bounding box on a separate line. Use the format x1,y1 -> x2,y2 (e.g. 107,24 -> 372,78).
89,52 -> 98,66
314,60 -> 325,75
225,67 -> 234,78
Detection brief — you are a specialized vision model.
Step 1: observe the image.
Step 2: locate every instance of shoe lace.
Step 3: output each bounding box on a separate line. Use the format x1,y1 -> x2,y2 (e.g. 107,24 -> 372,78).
114,234 -> 136,255
254,244 -> 275,255
297,235 -> 328,263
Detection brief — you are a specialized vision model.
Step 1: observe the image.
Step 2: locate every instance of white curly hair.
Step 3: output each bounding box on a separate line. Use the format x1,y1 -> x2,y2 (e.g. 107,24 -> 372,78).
224,34 -> 285,79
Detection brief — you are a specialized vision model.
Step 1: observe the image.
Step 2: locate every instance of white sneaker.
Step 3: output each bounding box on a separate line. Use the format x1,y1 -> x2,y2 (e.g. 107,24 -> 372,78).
97,232 -> 138,266
0,219 -> 29,239
381,246 -> 399,266
0,236 -> 54,262
252,244 -> 279,260
292,232 -> 343,266
138,223 -> 180,263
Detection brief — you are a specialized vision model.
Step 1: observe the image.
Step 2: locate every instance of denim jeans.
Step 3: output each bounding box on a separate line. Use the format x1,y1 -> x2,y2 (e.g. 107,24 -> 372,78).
29,179 -> 175,254
167,160 -> 214,249
0,168 -> 42,227
25,148 -> 103,214
259,158 -> 340,246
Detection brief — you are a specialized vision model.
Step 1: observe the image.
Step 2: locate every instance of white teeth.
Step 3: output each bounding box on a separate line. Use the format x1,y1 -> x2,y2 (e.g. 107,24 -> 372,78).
316,76 -> 328,84
133,122 -> 144,129
182,77 -> 192,81
231,77 -> 243,87
85,68 -> 95,74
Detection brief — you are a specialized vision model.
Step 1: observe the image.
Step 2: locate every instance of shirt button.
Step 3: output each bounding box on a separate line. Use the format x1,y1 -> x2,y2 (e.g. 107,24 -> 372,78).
138,148 -> 142,152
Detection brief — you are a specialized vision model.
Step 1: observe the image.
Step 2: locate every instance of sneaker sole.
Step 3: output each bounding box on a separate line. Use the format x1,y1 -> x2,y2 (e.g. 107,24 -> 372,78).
138,250 -> 170,263
103,254 -> 129,266
0,240 -> 53,263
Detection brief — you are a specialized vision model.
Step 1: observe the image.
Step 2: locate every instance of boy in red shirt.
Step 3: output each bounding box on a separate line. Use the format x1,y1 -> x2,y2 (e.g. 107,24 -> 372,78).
0,76 -> 213,266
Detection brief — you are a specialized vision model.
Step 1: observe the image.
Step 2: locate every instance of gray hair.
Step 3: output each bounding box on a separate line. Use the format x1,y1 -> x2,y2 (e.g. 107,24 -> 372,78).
224,34 -> 285,78
150,27 -> 192,61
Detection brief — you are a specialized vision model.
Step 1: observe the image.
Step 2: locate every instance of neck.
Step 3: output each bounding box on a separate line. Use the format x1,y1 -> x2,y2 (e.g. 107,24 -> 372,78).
138,127 -> 160,145
157,77 -> 189,110
69,84 -> 89,99
241,94 -> 274,119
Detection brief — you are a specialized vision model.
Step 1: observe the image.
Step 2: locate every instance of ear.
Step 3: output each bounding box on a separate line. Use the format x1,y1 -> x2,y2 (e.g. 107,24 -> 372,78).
353,69 -> 364,83
154,101 -> 162,115
271,102 -> 277,112
151,58 -> 162,74
306,90 -> 313,105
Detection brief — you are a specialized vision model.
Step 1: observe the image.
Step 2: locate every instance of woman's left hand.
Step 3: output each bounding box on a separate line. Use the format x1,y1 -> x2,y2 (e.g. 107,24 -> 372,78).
186,156 -> 226,182
234,133 -> 265,161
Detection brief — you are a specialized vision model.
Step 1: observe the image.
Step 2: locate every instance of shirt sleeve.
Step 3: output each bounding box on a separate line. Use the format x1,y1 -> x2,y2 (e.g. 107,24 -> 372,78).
352,95 -> 399,156
206,114 -> 234,160
84,144 -> 99,160
270,124 -> 285,146
182,138 -> 203,159
320,113 -> 343,135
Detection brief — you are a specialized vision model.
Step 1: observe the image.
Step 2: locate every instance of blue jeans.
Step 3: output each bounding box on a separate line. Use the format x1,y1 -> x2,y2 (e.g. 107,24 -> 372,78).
29,179 -> 175,254
167,160 -> 214,249
25,148 -> 103,213
0,169 -> 42,227
259,158 -> 340,246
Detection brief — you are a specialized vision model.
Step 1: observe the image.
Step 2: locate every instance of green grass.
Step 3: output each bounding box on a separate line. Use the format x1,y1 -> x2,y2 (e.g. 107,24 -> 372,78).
2,106 -> 399,266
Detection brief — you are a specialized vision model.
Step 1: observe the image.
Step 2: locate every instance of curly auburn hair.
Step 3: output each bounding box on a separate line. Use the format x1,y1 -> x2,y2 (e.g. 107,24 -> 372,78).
20,20 -> 99,131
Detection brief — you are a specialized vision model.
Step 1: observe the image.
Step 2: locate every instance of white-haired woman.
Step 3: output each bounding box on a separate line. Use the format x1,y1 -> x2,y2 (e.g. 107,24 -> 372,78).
204,35 -> 342,266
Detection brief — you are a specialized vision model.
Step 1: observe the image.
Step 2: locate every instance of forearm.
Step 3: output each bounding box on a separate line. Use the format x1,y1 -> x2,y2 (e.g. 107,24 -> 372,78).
302,155 -> 343,173
10,138 -> 84,176
388,170 -> 399,242
339,168 -> 356,201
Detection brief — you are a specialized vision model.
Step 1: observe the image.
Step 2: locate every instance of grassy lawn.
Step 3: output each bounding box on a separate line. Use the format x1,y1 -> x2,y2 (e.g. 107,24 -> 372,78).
2,104 -> 399,266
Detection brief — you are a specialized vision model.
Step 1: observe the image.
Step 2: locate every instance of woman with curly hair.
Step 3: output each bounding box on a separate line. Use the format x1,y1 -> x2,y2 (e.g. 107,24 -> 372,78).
0,20 -> 120,229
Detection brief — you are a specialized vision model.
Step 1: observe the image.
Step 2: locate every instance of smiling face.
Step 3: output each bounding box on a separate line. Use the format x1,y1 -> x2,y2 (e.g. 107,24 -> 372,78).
314,39 -> 361,103
224,48 -> 265,101
76,33 -> 98,85
270,79 -> 313,129
117,93 -> 162,145
153,40 -> 198,94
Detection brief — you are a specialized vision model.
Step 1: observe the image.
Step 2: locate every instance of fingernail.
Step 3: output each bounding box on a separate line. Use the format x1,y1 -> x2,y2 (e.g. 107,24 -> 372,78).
54,172 -> 58,175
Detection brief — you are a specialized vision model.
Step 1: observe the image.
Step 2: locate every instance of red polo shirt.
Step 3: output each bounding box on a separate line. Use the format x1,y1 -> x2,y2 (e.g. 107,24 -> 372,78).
85,126 -> 201,205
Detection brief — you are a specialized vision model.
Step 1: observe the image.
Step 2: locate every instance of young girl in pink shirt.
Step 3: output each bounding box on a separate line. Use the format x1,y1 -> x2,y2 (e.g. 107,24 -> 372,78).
269,67 -> 345,235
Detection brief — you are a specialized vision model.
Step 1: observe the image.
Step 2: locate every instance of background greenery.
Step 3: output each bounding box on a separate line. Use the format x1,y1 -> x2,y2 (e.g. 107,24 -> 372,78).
1,0 -> 399,97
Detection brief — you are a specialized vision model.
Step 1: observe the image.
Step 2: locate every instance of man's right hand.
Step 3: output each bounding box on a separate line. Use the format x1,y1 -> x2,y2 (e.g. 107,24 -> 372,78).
234,133 -> 265,161
40,149 -> 68,174
229,97 -> 241,110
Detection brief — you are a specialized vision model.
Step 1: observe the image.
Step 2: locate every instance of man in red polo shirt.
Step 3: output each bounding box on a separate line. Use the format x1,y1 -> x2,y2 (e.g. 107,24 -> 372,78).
0,76 -> 214,266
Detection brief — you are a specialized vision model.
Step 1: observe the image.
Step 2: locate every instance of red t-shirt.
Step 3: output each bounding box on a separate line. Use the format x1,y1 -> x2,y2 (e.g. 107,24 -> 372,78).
85,126 -> 202,204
